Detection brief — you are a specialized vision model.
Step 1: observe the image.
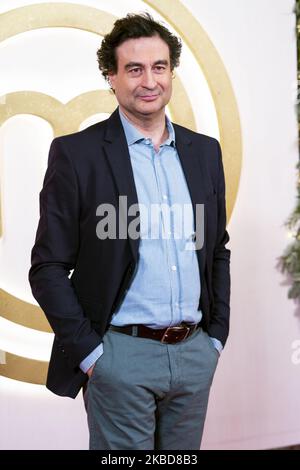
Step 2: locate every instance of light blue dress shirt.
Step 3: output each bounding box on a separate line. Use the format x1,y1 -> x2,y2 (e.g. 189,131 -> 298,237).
80,110 -> 222,373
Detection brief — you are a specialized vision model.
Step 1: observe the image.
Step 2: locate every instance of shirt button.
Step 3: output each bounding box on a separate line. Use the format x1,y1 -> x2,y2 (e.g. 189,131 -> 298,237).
163,195 -> 168,200
171,265 -> 177,271
175,302 -> 179,307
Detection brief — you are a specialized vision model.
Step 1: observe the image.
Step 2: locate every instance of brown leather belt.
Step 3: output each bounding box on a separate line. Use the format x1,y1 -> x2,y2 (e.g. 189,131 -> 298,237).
108,322 -> 200,344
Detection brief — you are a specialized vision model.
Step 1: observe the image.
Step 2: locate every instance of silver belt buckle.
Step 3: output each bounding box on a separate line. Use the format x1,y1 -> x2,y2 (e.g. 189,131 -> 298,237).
161,325 -> 190,344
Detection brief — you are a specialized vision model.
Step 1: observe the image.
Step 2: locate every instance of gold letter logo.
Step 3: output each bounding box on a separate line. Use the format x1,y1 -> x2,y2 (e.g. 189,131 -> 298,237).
0,1 -> 241,384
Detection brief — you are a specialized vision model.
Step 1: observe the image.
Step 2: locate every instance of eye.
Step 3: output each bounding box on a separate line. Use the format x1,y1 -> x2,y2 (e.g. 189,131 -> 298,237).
153,65 -> 166,73
128,67 -> 142,76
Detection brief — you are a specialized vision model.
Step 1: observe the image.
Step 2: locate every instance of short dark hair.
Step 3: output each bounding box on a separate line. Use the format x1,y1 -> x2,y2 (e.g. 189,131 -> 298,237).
97,12 -> 182,82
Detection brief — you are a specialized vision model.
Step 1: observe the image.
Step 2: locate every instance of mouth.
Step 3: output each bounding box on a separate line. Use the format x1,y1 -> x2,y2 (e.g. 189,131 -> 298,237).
138,95 -> 159,102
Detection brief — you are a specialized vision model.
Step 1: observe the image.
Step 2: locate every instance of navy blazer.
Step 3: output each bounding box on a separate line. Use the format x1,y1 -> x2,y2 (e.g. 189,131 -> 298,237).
29,108 -> 230,398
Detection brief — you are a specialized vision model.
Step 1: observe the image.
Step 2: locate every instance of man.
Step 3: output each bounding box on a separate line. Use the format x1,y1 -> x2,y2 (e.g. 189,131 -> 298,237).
29,13 -> 230,450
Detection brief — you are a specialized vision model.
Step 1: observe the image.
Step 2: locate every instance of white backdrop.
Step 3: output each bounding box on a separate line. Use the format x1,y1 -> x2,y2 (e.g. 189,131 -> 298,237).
0,0 -> 299,450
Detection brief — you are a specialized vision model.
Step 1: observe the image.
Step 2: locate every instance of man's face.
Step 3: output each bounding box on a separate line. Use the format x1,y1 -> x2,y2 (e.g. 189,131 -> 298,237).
108,35 -> 173,120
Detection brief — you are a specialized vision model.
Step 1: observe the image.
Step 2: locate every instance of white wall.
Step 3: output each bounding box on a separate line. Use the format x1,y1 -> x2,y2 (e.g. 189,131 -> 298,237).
0,0 -> 299,450
185,0 -> 300,450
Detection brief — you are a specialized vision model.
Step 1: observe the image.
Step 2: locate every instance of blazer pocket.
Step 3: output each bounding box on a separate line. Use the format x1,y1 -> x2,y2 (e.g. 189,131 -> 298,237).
205,189 -> 217,203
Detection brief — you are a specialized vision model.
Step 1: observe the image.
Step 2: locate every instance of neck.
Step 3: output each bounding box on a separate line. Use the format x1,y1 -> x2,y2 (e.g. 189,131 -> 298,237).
119,106 -> 168,150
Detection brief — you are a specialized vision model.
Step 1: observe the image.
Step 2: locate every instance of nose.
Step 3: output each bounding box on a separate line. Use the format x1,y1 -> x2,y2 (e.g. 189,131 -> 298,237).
141,69 -> 156,89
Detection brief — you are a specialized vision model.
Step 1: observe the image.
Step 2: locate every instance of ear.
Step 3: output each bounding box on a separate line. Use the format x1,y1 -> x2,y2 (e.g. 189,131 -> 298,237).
108,72 -> 116,90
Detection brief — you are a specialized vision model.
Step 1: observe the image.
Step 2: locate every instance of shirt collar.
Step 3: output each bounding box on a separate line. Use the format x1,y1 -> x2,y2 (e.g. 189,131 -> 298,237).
119,108 -> 176,147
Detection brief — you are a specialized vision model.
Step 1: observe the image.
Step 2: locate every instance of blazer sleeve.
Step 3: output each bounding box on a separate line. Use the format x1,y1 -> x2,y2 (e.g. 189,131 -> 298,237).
207,140 -> 231,346
28,137 -> 101,369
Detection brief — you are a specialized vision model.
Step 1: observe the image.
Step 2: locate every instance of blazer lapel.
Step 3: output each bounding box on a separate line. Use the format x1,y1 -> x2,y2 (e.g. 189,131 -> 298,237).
102,109 -> 140,262
174,125 -> 208,280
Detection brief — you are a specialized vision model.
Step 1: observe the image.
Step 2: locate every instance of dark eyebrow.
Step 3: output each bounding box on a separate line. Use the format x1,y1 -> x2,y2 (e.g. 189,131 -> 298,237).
124,60 -> 169,70
124,62 -> 143,70
153,60 -> 169,66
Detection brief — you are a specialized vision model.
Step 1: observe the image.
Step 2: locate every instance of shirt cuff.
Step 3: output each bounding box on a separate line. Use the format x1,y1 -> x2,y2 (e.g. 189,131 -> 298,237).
79,343 -> 103,373
209,337 -> 223,355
